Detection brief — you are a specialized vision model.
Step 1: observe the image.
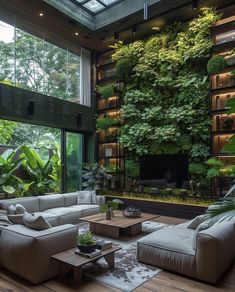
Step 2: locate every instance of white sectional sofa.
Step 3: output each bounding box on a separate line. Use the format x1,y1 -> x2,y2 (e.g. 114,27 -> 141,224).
0,191 -> 104,226
137,210 -> 235,283
0,191 -> 104,284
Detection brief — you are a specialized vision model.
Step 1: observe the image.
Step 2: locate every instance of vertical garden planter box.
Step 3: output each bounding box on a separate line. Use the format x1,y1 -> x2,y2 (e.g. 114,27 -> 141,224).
105,195 -> 207,219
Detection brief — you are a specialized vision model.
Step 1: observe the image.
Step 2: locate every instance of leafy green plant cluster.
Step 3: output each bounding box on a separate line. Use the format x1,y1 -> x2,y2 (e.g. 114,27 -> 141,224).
96,115 -> 120,132
77,231 -> 96,245
112,8 -> 220,193
97,84 -> 116,98
99,190 -> 215,206
207,55 -> 227,74
0,145 -> 61,197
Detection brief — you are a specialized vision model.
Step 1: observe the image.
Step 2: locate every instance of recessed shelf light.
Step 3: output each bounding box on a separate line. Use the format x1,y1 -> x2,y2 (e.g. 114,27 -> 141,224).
39,12 -> 44,17
75,32 -> 79,36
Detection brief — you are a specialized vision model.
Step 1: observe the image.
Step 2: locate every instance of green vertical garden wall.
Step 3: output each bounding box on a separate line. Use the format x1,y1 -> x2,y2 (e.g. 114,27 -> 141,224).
112,8 -> 221,193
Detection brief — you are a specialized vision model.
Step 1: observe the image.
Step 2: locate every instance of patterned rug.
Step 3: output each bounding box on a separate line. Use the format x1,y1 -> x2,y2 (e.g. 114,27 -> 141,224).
78,221 -> 167,291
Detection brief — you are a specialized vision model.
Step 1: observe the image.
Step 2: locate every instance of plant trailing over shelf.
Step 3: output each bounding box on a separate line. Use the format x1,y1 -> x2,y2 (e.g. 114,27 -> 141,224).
96,115 -> 120,132
206,157 -> 235,178
112,8 -> 220,194
222,135 -> 235,153
97,84 -> 116,98
207,55 -> 227,74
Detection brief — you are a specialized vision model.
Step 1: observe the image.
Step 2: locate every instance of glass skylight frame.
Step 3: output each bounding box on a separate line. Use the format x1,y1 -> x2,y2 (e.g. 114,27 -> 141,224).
71,0 -> 125,15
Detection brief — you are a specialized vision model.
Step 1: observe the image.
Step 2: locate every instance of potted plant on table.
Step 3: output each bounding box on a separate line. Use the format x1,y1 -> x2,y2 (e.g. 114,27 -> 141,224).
77,231 -> 97,253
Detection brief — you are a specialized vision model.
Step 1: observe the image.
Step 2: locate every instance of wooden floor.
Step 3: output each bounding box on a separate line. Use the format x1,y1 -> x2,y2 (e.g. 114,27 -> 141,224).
0,216 -> 234,292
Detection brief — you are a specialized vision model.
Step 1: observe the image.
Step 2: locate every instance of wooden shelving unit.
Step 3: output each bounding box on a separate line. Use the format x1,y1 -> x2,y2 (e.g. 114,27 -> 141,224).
96,50 -> 125,190
211,13 -> 235,196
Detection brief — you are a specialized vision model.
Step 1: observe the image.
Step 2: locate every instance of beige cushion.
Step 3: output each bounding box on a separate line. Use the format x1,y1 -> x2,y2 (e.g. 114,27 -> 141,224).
39,194 -> 64,211
77,191 -> 92,204
7,205 -> 16,215
7,214 -> 24,225
15,204 -> 26,214
23,212 -> 51,230
187,215 -> 205,229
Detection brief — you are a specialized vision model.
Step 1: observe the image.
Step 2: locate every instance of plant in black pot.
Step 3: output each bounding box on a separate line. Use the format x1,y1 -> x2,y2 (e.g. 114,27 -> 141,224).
77,231 -> 97,253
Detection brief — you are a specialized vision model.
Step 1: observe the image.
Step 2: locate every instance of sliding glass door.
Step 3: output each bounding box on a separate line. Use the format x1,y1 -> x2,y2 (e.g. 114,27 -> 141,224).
63,132 -> 83,192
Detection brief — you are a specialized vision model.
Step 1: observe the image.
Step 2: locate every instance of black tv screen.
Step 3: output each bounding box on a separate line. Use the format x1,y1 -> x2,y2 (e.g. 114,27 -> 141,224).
139,154 -> 189,188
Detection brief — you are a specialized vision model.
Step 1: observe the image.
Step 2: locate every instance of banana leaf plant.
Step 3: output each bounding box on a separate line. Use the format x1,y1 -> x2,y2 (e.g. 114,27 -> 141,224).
20,145 -> 55,195
0,148 -> 24,192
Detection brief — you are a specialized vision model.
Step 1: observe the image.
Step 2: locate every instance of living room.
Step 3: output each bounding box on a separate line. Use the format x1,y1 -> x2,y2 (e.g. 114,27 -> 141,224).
0,0 -> 235,291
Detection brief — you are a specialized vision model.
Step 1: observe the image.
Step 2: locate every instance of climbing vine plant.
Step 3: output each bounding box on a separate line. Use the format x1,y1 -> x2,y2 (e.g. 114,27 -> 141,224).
112,8 -> 221,191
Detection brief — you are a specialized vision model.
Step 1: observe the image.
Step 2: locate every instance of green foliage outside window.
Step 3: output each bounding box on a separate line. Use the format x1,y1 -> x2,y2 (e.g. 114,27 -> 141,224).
112,8 -> 221,194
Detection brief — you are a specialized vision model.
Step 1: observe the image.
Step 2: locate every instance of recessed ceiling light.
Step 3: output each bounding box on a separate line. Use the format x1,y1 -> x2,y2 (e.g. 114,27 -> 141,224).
39,12 -> 44,17
75,32 -> 79,36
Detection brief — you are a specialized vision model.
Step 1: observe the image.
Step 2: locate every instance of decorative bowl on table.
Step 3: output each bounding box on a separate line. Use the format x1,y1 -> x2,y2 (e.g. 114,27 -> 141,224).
123,206 -> 141,218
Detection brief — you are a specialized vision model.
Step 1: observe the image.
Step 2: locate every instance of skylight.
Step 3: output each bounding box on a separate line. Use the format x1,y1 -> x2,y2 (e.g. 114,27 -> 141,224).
72,0 -> 123,15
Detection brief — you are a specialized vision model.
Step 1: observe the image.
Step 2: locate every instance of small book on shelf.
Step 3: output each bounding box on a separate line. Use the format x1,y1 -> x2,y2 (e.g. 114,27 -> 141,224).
96,240 -> 112,251
74,249 -> 102,258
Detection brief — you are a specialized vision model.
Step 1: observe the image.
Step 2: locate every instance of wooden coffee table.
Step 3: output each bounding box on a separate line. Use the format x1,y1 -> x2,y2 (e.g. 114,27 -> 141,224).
51,245 -> 121,284
80,211 -> 158,239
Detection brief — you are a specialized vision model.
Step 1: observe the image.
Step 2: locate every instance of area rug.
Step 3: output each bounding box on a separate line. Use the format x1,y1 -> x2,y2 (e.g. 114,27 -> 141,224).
78,221 -> 167,291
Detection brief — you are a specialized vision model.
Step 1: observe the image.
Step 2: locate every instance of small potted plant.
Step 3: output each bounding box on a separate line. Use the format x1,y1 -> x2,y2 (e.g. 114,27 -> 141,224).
77,231 -> 97,253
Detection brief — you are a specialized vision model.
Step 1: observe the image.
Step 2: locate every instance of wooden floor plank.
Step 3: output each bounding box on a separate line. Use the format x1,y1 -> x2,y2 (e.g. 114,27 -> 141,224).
0,215 -> 234,292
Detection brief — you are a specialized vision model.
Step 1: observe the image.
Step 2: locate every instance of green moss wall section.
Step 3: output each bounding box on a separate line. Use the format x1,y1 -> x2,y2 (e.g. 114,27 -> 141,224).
112,8 -> 221,192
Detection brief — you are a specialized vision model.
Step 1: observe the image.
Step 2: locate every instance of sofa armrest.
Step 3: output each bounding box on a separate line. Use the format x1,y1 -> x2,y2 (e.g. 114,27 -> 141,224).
0,224 -> 78,284
195,222 -> 235,283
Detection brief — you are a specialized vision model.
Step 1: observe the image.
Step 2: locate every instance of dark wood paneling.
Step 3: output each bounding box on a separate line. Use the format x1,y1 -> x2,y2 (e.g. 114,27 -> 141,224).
0,83 -> 94,132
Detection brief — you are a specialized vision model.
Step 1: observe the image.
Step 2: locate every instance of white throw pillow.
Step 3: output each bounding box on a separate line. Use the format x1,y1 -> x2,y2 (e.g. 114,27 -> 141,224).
77,191 -> 92,205
23,212 -> 51,230
15,204 -> 26,214
91,190 -> 97,204
187,215 -> 205,229
7,204 -> 16,215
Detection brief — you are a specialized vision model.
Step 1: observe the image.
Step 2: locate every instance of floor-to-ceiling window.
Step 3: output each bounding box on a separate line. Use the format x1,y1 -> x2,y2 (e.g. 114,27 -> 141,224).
0,8 -> 93,196
0,17 -> 81,103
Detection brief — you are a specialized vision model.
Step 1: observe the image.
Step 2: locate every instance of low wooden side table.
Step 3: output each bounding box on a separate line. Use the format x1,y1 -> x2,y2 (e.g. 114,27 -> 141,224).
51,245 -> 121,284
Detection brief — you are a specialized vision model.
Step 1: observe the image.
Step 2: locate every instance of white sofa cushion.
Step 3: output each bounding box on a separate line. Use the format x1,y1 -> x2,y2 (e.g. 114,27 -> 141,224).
1,197 -> 40,213
46,207 -> 81,225
39,194 -> 64,211
23,212 -> 51,230
63,192 -> 79,207
70,204 -> 100,217
77,191 -> 92,204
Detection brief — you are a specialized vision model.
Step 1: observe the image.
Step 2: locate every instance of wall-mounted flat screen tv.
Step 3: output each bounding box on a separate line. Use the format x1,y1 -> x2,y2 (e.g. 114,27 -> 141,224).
139,154 -> 189,188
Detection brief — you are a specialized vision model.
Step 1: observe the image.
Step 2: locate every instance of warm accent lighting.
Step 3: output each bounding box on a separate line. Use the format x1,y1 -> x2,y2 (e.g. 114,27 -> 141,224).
75,32 -> 79,36
39,12 -> 44,17
192,1 -> 198,10
152,26 -> 160,31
